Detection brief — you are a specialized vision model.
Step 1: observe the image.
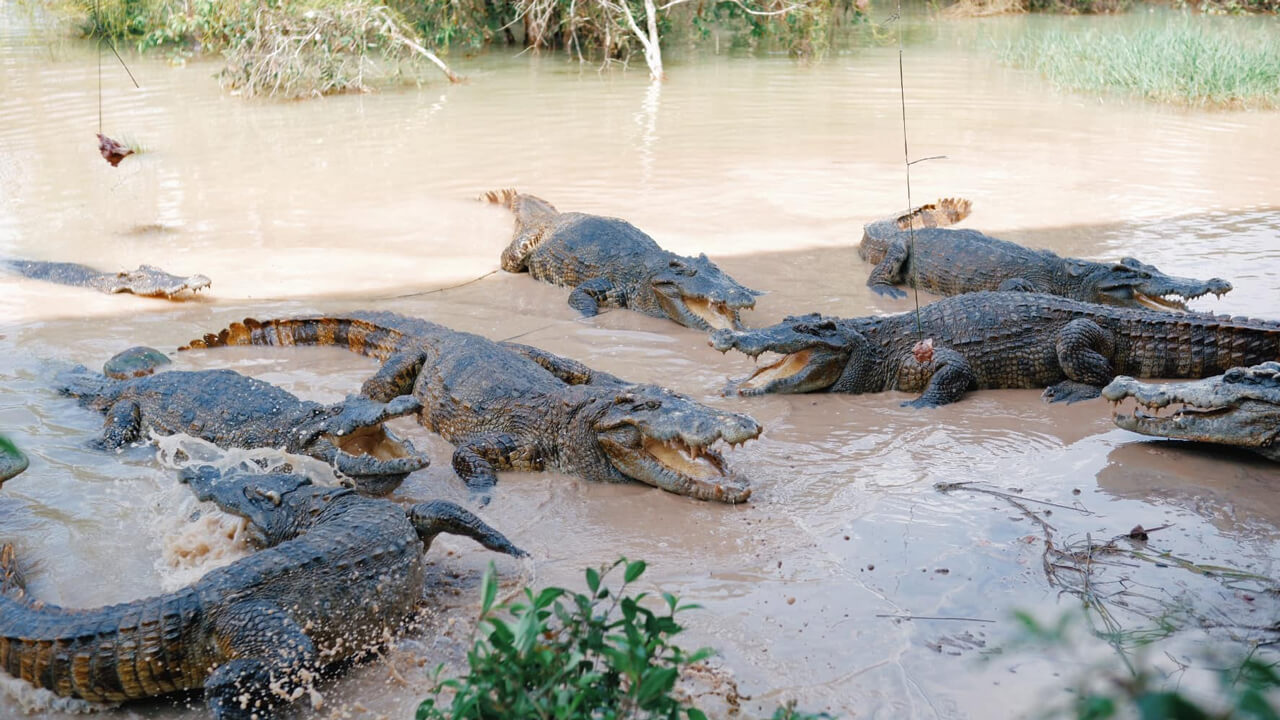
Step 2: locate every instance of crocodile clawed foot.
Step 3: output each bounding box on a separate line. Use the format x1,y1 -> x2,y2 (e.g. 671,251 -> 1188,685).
902,397 -> 940,409
1043,381 -> 1103,404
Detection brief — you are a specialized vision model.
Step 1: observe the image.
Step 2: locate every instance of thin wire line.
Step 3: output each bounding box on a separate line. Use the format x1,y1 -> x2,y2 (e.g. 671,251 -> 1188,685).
894,0 -> 923,339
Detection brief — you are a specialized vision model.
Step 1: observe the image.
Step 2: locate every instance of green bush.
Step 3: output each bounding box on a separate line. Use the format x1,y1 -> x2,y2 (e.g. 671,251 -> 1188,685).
997,16 -> 1280,108
418,558 -> 835,720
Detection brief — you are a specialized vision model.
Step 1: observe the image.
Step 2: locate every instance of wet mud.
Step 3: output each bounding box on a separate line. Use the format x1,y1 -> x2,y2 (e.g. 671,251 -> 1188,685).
1,4 -> 1278,718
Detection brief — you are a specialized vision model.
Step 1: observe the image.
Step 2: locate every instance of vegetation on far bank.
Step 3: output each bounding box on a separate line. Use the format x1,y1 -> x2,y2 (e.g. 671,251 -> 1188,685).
35,0 -> 866,94
997,15 -> 1280,108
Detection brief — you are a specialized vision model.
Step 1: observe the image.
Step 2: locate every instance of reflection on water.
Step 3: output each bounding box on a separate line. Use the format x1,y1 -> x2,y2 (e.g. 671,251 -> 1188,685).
1,3 -> 1278,718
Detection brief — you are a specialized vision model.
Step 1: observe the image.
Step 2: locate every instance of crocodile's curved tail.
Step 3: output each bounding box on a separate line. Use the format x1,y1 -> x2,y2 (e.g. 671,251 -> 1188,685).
894,197 -> 973,231
479,188 -> 558,225
0,543 -> 196,702
180,316 -> 406,362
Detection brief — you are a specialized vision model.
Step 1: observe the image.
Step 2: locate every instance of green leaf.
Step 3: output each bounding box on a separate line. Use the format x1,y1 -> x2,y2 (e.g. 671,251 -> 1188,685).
688,710 -> 709,720
625,559 -> 647,583
480,562 -> 498,615
586,567 -> 601,594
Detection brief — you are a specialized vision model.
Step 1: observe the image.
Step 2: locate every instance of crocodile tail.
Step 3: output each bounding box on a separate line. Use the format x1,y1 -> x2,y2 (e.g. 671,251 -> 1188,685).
0,544 -> 26,600
179,317 -> 405,362
895,197 -> 973,231
479,188 -> 520,209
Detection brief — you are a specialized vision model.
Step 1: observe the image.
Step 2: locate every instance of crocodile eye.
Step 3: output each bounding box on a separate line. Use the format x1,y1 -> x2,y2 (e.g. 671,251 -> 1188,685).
253,488 -> 283,506
642,401 -> 661,411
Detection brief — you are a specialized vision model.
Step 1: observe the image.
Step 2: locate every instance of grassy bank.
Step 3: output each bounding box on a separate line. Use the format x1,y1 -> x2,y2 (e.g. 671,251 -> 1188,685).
998,15 -> 1280,108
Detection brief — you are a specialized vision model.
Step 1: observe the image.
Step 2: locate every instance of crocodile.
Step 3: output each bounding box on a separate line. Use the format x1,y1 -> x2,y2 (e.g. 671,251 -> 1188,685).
1102,362 -> 1280,461
709,292 -> 1280,407
0,435 -> 26,484
0,466 -> 525,719
181,312 -> 762,502
4,259 -> 211,298
858,199 -> 1232,311
57,357 -> 429,496
481,189 -> 760,330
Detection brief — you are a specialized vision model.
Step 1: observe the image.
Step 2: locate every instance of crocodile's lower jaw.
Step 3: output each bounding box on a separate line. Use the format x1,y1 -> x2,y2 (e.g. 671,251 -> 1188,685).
735,350 -> 817,394
331,426 -> 411,461
683,298 -> 741,331
1133,292 -> 1189,312
642,437 -> 725,480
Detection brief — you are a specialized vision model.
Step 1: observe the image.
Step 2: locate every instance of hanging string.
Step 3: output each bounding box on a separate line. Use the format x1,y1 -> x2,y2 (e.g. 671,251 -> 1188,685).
93,0 -> 140,135
892,0 -> 924,339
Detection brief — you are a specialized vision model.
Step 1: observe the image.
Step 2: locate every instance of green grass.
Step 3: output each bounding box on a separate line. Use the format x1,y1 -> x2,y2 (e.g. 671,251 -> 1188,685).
998,16 -> 1280,108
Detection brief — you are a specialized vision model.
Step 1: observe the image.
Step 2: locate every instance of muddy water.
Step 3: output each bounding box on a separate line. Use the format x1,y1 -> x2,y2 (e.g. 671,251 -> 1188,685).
2,5 -> 1279,718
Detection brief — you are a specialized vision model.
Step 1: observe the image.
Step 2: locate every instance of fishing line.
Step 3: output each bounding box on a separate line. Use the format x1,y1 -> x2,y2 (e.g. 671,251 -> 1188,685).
891,0 -> 924,339
93,0 -> 140,135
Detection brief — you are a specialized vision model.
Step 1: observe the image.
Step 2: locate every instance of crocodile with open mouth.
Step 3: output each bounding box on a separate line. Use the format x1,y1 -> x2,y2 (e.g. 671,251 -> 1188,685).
859,199 -> 1232,311
0,466 -> 525,719
1102,362 -> 1280,461
710,292 -> 1280,407
481,189 -> 760,330
181,312 -> 762,502
56,353 -> 429,495
4,259 -> 211,298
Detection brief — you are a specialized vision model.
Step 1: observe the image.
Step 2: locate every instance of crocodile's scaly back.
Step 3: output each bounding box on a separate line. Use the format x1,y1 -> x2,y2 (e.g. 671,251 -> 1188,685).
481,189 -> 561,272
858,199 -> 1232,309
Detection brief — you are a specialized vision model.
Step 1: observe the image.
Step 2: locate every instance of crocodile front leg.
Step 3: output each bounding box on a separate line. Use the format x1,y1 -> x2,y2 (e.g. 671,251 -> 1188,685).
866,239 -> 910,299
1044,318 -> 1116,403
451,433 -> 544,500
94,400 -> 142,450
408,500 -> 527,557
360,350 -> 429,402
567,278 -> 625,316
498,342 -> 625,386
205,601 -> 319,720
897,346 -> 976,407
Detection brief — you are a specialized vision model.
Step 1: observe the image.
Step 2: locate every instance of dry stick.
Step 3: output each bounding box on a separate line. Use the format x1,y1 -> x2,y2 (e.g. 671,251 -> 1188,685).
875,614 -> 996,623
934,481 -> 1092,515
891,1 -> 922,338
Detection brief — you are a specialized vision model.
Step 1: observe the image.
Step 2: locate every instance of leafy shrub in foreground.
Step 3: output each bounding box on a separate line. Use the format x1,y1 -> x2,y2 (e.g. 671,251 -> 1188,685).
418,558 -> 836,720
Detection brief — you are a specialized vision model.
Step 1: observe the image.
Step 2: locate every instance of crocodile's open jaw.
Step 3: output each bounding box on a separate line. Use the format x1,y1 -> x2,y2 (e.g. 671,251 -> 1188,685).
655,290 -> 744,331
728,348 -> 848,396
599,427 -> 752,502
320,426 -> 429,495
1103,369 -> 1280,457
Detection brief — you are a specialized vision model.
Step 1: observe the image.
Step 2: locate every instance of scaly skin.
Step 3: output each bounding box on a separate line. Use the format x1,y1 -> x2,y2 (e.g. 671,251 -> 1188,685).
0,435 -> 26,484
181,312 -> 762,503
710,292 -> 1280,407
0,467 -> 525,719
481,190 -> 760,331
1102,362 -> 1280,461
57,362 -> 429,496
4,259 -> 211,298
859,199 -> 1232,310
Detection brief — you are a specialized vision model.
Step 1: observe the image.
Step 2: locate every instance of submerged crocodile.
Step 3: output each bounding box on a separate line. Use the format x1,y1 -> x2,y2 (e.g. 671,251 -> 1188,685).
858,199 -> 1232,310
0,466 -> 525,718
57,356 -> 429,495
182,312 -> 761,502
482,189 -> 760,330
4,259 -> 210,298
710,292 -> 1280,407
0,435 -> 26,484
1103,362 -> 1280,461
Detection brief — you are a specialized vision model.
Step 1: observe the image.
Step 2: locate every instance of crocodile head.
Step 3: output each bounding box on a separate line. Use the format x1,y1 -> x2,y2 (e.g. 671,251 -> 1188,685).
292,394 -> 431,495
1103,362 -> 1280,460
179,466 -> 343,547
710,314 -> 858,395
649,254 -> 760,331
100,265 -> 212,298
591,385 -> 761,502
1068,257 -> 1232,311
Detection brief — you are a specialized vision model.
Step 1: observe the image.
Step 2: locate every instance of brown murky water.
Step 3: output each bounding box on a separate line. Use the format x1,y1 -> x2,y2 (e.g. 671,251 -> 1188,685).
1,5 -> 1278,718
